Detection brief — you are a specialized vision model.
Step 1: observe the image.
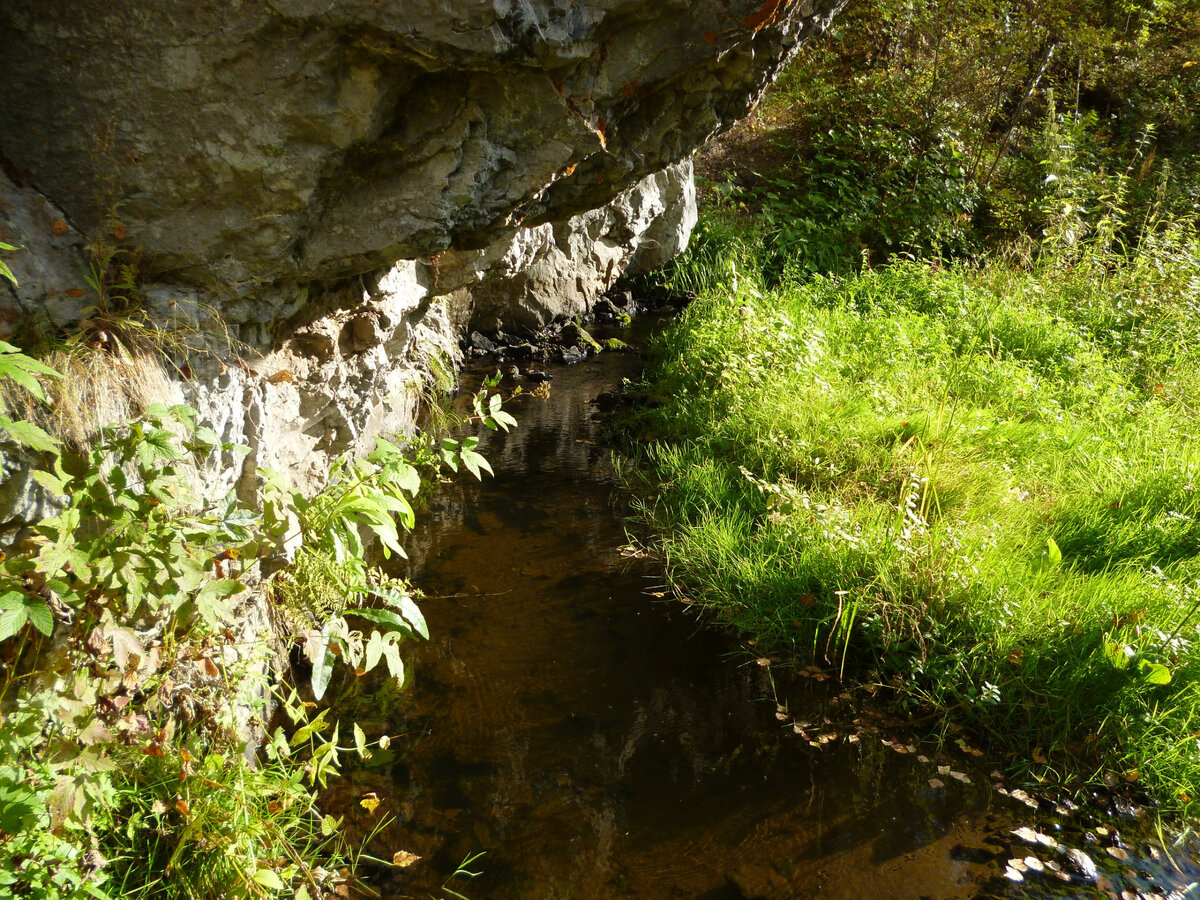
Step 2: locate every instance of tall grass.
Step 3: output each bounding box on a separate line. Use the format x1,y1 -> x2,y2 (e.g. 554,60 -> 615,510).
621,221 -> 1200,813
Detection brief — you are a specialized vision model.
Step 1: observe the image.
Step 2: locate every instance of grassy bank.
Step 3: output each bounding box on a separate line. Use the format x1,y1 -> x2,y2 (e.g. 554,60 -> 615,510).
620,220 -> 1200,814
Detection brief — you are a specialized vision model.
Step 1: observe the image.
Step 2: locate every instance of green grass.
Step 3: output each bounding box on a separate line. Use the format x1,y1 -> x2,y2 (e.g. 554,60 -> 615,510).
621,223 -> 1200,815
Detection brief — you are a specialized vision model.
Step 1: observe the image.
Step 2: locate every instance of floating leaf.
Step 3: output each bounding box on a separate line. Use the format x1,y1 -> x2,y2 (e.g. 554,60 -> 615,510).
359,792 -> 381,813
392,850 -> 420,868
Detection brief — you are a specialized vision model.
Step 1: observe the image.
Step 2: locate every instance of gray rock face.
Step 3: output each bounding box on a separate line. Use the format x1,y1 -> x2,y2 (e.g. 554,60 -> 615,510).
0,0 -> 843,519
0,0 -> 841,295
441,158 -> 696,333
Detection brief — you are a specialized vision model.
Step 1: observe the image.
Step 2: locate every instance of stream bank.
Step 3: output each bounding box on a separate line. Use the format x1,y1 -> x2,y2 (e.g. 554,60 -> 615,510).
325,314 -> 1200,900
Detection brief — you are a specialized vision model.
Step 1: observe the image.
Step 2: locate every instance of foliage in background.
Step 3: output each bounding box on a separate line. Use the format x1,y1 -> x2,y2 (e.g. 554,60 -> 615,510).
0,247 -> 517,900
678,0 -> 1200,286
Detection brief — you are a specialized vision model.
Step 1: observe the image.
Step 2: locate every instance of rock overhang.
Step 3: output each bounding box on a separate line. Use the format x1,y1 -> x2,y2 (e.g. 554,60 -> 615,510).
0,0 -> 845,297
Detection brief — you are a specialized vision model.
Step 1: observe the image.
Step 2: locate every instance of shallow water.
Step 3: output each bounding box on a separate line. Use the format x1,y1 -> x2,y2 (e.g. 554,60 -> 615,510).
345,314 -> 1200,900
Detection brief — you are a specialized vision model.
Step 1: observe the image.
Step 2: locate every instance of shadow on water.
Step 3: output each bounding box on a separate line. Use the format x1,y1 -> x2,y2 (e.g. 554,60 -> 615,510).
334,314 -> 1200,900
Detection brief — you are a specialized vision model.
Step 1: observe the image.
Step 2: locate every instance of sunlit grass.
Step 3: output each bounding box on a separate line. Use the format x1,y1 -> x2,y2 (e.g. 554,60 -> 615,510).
622,234 -> 1200,814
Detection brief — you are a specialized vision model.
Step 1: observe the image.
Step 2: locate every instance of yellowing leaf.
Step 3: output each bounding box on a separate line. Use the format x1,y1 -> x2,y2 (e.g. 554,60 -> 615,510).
251,867 -> 286,890
359,792 -> 381,813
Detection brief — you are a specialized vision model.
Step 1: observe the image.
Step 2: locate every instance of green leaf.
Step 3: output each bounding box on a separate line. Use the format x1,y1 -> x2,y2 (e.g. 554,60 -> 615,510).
0,344 -> 59,401
251,868 -> 286,891
492,409 -> 518,431
382,636 -> 405,686
0,605 -> 29,642
290,708 -> 331,747
311,638 -> 336,701
30,469 -> 69,495
0,414 -> 59,452
1139,659 -> 1172,685
1103,639 -> 1132,669
24,600 -> 53,636
353,722 -> 371,760
194,578 -> 243,624
460,447 -> 493,480
364,629 -> 384,673
363,585 -> 428,639
346,607 -> 415,639
0,780 -> 41,833
1032,537 -> 1062,575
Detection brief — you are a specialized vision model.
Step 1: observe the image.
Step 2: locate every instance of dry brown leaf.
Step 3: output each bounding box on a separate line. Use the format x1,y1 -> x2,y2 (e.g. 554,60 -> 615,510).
392,850 -> 420,868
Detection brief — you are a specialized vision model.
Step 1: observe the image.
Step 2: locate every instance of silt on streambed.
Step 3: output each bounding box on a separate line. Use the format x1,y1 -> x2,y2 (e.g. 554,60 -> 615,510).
323,314 -> 1200,900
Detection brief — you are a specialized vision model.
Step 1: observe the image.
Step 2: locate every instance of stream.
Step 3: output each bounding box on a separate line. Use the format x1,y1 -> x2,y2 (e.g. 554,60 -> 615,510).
336,313 -> 1200,900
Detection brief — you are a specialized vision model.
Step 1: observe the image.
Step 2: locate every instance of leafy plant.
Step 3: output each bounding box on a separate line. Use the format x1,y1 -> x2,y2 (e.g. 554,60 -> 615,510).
270,376 -> 516,701
0,323 -> 519,895
620,215 -> 1200,814
0,240 -> 19,288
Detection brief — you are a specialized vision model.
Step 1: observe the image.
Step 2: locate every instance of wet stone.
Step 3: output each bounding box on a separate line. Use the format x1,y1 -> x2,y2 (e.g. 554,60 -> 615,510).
1064,847 -> 1099,882
505,342 -> 537,360
468,331 -> 498,354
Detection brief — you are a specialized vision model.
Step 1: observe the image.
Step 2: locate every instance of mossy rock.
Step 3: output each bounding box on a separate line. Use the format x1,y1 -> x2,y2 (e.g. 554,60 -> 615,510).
602,337 -> 631,352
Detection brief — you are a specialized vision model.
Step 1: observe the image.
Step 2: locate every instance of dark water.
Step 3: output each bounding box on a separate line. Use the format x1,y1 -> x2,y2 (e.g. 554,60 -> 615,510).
336,316 -> 1200,900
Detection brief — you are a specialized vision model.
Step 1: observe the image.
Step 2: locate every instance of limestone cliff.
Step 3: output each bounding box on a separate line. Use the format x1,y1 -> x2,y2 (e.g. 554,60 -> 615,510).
0,0 -> 843,514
